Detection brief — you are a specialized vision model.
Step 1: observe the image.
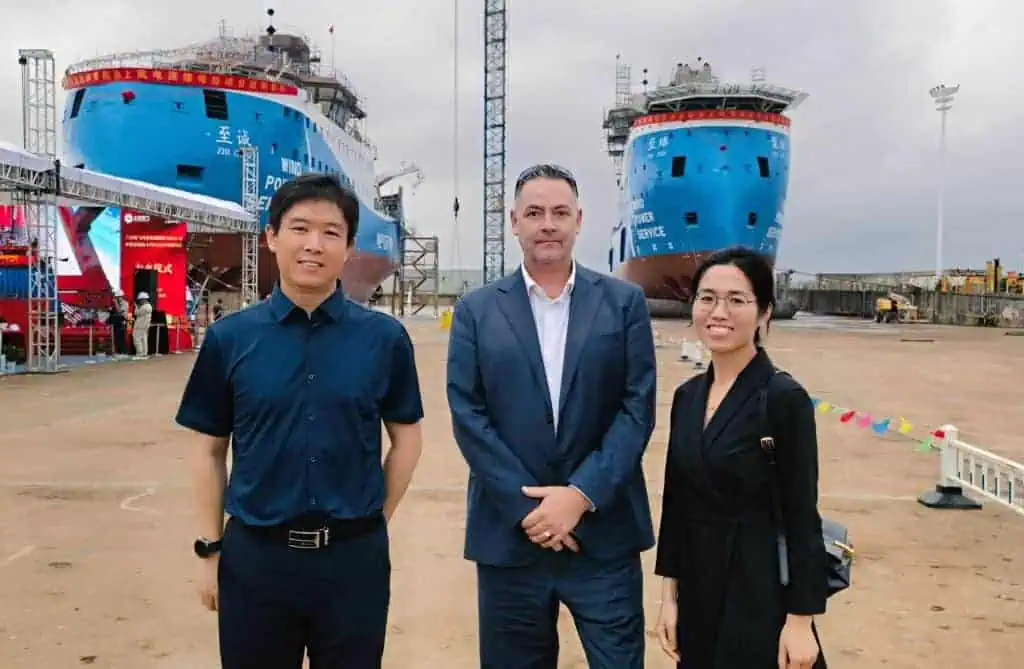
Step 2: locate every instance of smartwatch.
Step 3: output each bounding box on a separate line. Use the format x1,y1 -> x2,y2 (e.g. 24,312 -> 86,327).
193,537 -> 222,559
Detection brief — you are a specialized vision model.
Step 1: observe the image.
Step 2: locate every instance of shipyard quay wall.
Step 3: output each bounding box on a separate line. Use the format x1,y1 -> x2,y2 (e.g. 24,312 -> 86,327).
782,286 -> 1024,328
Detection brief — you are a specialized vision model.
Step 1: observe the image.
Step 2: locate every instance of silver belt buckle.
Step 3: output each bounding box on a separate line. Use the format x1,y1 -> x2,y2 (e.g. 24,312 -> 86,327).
287,527 -> 330,550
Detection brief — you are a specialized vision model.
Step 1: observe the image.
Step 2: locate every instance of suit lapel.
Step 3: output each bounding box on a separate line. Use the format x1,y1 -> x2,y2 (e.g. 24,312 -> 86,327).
683,372 -> 728,505
557,269 -> 603,418
702,348 -> 775,448
671,349 -> 776,507
495,273 -> 553,415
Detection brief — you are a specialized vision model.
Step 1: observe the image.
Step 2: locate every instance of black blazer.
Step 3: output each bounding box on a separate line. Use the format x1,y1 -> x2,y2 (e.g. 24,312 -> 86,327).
655,347 -> 828,668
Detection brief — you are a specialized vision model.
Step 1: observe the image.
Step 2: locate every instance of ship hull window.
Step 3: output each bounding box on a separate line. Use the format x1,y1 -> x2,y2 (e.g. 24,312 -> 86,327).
757,156 -> 770,178
69,89 -> 86,119
177,165 -> 204,181
203,90 -> 228,120
671,156 -> 686,177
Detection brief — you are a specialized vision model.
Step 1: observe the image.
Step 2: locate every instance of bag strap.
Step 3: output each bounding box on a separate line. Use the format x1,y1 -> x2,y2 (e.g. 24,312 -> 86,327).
759,369 -> 792,586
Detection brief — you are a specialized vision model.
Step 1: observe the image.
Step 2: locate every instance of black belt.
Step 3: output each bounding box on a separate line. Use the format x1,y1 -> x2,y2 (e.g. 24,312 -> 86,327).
238,512 -> 384,550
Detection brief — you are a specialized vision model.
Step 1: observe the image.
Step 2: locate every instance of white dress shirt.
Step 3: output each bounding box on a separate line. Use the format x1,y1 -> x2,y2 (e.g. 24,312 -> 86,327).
522,262 -> 575,432
521,262 -> 596,512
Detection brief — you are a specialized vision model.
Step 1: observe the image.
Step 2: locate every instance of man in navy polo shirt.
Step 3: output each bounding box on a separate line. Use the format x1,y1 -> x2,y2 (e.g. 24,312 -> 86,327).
175,173 -> 424,669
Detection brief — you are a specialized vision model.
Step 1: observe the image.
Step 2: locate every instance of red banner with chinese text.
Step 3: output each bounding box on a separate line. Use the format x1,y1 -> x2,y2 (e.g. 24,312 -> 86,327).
119,210 -> 187,321
0,246 -> 30,267
62,67 -> 299,96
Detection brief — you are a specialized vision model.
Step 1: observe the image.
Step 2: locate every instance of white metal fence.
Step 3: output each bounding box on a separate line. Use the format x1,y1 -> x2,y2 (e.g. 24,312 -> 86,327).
919,425 -> 1024,516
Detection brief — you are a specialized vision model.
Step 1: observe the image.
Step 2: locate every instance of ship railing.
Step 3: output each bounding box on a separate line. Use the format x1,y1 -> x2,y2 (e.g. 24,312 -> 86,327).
345,122 -> 378,160
66,37 -> 258,74
68,47 -> 311,84
65,34 -> 363,100
643,82 -> 807,108
919,425 -> 1024,517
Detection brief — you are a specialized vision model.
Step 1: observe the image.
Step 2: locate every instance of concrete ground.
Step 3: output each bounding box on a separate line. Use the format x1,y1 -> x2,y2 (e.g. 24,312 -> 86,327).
1,315 -> 1022,668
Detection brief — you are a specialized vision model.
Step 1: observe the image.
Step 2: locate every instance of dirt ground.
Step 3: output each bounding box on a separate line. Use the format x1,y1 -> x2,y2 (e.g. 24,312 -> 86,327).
1,316 -> 1023,668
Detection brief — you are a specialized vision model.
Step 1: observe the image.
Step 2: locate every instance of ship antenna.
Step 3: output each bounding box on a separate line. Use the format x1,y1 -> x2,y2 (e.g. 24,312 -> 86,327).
329,24 -> 336,76
266,8 -> 277,45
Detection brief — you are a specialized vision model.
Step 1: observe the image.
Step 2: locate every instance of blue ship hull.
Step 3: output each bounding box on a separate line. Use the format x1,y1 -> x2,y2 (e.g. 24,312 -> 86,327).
609,118 -> 789,300
61,80 -> 399,302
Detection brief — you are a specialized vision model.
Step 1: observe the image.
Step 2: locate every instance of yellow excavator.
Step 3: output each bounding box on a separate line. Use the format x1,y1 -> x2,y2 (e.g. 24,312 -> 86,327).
874,292 -> 919,323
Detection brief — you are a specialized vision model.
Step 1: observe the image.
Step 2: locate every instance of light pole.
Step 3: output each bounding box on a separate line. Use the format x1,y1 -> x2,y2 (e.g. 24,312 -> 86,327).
929,83 -> 959,282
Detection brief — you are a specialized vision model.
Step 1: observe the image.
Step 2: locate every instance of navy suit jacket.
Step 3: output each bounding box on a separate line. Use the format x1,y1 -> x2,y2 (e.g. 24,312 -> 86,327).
446,264 -> 657,567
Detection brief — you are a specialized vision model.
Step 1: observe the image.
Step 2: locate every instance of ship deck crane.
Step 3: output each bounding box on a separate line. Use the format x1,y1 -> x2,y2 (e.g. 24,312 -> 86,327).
374,162 -> 424,193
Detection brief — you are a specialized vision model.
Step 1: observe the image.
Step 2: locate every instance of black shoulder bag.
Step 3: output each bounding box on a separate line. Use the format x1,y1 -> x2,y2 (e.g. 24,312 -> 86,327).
759,371 -> 854,598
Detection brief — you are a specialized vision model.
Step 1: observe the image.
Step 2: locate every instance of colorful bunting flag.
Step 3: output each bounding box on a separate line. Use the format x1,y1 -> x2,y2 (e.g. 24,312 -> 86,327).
871,417 -> 891,435
898,417 -> 913,434
809,396 -> 944,452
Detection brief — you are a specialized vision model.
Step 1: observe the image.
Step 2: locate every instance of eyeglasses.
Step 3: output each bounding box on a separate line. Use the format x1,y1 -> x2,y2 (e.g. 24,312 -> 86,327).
693,293 -> 756,311
514,164 -> 579,197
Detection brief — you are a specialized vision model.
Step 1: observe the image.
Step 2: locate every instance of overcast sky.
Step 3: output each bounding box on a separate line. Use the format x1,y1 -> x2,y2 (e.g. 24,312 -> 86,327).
1,0 -> 1019,275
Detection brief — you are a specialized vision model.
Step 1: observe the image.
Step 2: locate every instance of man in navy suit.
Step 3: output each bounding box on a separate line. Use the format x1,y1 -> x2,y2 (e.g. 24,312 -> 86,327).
446,164 -> 657,668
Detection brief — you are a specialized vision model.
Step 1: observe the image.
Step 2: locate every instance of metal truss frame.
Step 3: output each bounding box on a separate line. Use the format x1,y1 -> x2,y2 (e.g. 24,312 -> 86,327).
60,176 -> 258,234
239,145 -> 260,307
398,234 -> 440,317
19,48 -> 60,373
482,0 -> 507,284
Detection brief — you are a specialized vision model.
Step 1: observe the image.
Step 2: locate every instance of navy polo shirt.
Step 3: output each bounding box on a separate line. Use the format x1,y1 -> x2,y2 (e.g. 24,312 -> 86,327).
174,285 -> 424,526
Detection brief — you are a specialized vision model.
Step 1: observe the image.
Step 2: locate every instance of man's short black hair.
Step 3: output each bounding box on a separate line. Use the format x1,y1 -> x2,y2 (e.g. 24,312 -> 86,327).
267,173 -> 360,245
513,163 -> 579,199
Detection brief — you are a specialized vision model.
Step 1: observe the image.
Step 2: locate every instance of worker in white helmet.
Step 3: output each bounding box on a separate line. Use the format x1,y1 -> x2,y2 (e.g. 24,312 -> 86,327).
133,292 -> 153,358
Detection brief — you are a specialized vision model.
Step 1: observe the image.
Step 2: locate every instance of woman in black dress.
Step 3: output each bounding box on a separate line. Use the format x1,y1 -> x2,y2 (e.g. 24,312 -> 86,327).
654,247 -> 828,669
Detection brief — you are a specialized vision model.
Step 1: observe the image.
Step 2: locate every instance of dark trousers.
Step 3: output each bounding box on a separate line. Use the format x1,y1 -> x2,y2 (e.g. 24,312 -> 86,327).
476,551 -> 644,669
111,321 -> 126,354
217,516 -> 391,669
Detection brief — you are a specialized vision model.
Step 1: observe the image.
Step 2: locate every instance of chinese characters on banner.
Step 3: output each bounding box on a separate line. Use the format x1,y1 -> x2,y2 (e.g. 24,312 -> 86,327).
119,210 -> 187,321
0,248 -> 29,267
63,68 -> 300,96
